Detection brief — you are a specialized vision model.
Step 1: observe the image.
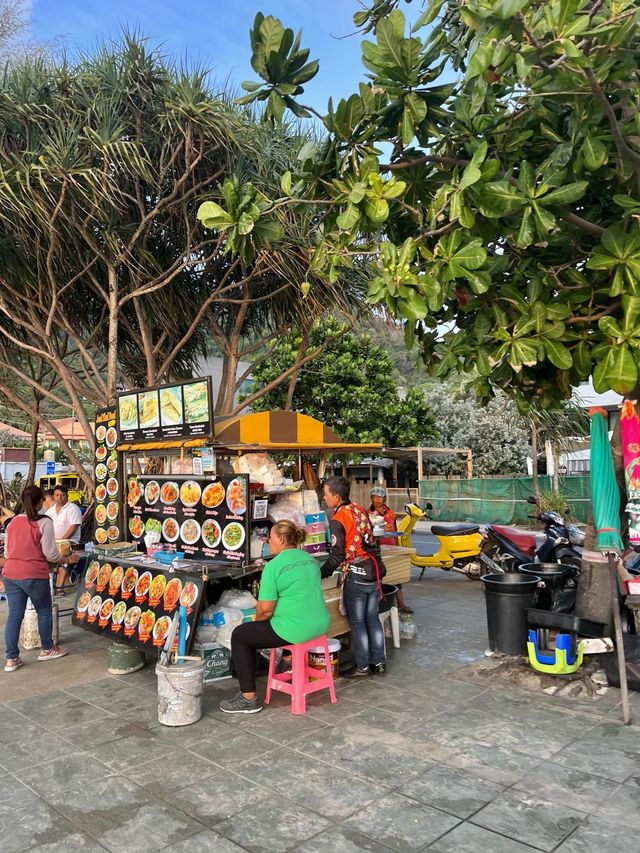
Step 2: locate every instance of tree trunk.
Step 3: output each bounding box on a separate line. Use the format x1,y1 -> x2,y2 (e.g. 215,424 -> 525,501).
530,418 -> 541,500
26,410 -> 39,486
107,265 -> 119,402
552,443 -> 560,495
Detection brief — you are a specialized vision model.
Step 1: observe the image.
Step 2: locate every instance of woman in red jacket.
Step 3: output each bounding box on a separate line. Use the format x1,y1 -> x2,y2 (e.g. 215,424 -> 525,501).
1,486 -> 75,672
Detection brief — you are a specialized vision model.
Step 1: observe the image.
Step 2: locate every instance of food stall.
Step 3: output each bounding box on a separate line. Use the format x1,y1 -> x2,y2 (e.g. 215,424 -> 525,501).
72,379 -> 412,662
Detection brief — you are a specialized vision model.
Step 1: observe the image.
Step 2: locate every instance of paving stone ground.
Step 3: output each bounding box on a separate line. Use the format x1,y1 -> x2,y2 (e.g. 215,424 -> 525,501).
1,570 -> 639,852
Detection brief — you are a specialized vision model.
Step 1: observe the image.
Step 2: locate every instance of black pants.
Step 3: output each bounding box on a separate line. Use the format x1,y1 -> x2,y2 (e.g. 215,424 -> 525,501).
231,620 -> 287,693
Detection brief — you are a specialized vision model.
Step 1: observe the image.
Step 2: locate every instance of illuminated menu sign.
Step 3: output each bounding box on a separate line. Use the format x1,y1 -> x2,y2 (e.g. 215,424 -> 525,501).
117,377 -> 213,443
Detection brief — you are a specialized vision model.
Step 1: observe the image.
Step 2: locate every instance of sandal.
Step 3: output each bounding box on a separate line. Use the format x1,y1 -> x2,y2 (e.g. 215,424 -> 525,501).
399,606 -> 414,614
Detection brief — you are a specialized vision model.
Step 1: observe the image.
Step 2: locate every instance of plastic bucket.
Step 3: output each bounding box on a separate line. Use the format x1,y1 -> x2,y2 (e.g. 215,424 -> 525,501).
518,562 -> 571,611
156,659 -> 205,727
481,573 -> 541,656
307,637 -> 340,679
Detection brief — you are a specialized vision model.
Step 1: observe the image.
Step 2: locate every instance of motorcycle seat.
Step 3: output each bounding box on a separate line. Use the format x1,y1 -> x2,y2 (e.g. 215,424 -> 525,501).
431,523 -> 480,536
492,525 -> 536,554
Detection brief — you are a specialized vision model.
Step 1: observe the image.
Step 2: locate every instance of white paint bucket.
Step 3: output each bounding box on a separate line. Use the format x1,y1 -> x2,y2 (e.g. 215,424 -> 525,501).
156,659 -> 205,727
307,637 -> 341,679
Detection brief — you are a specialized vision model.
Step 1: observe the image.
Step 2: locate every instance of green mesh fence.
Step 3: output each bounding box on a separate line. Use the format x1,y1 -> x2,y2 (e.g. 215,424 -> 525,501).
419,476 -> 590,525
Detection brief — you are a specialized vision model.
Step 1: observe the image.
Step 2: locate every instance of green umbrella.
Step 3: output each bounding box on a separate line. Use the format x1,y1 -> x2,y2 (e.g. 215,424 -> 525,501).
590,407 -> 630,725
589,407 -> 624,553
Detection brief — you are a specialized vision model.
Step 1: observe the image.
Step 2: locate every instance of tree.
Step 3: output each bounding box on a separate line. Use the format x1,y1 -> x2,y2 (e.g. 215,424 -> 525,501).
1,0 -> 53,61
248,319 -> 437,446
212,1 -> 639,624
427,385 -> 531,476
218,3 -> 640,407
0,37 -> 365,489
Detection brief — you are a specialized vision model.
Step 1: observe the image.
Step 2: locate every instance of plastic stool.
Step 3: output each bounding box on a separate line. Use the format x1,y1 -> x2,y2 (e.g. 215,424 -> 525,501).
265,635 -> 337,715
379,605 -> 400,652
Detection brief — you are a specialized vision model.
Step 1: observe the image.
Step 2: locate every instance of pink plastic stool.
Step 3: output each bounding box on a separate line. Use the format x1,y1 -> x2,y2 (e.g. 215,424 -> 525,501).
265,635 -> 337,715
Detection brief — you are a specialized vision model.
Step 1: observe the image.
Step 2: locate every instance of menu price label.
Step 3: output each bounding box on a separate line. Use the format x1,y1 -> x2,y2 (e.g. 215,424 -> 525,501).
93,407 -> 121,546
72,559 -> 203,654
125,474 -> 250,565
117,377 -> 214,444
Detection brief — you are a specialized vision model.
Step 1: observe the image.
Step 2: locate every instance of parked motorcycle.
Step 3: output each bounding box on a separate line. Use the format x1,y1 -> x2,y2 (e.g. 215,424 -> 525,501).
480,498 -> 584,611
397,503 -> 484,580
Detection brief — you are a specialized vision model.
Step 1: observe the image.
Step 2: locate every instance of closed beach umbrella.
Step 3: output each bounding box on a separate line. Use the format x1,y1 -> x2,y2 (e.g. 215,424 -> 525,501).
589,407 -> 623,553
589,406 -> 629,723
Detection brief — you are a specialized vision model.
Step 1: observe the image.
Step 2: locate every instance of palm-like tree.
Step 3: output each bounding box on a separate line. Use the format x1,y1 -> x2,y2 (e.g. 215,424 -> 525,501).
0,35 -> 366,483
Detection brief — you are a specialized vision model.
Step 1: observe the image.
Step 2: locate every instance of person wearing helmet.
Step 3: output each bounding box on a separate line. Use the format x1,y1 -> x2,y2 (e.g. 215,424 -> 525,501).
369,486 -> 413,615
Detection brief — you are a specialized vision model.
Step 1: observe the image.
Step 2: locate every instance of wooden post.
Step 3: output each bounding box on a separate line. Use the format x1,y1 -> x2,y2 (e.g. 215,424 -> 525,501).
393,459 -> 398,487
467,450 -> 473,479
369,463 -> 373,485
417,447 -> 423,483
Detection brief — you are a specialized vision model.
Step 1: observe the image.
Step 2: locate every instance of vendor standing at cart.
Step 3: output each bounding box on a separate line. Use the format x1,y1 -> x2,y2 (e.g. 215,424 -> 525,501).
322,476 -> 387,678
369,486 -> 413,615
46,485 -> 82,596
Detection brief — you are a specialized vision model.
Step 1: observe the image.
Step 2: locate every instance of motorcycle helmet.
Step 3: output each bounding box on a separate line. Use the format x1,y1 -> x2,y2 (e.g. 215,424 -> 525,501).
370,486 -> 387,497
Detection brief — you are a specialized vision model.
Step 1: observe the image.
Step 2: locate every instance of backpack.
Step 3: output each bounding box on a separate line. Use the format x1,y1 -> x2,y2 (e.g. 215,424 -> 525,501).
339,503 -> 387,586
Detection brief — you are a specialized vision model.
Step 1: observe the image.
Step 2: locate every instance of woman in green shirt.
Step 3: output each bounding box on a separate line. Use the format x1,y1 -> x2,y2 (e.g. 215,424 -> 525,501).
219,519 -> 330,714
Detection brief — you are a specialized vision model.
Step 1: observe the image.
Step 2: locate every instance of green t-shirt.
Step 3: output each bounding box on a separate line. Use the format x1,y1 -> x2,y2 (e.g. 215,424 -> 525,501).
259,548 -> 330,644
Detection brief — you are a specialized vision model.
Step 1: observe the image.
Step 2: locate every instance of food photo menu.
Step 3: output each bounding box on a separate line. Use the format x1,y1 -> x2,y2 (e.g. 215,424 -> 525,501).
117,378 -> 213,443
93,406 -> 121,544
125,474 -> 250,565
72,559 -> 204,654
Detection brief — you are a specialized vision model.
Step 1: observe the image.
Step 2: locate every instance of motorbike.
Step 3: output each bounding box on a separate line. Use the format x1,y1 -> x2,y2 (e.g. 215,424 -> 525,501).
397,503 -> 484,580
480,497 -> 585,611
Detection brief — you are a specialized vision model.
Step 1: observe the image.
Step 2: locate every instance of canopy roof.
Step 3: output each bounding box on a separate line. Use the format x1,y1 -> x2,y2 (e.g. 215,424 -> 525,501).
118,410 -> 383,454
214,410 -> 382,454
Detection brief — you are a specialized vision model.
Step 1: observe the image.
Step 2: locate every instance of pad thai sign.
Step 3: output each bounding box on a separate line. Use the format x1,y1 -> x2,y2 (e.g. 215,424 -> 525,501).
116,377 -> 214,443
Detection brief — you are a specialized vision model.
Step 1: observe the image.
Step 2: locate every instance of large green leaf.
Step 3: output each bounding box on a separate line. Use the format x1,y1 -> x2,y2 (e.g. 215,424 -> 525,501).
593,344 -> 638,394
541,337 -> 573,369
538,181 -> 588,206
466,41 -> 492,80
336,203 -> 360,231
581,137 -> 608,171
509,338 -> 539,371
475,181 -> 525,217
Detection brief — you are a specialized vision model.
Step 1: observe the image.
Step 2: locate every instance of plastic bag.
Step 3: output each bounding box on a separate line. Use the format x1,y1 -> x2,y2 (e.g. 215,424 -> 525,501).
216,624 -> 236,650
399,616 -> 418,640
209,606 -> 243,627
218,590 -> 258,610
195,624 -> 219,643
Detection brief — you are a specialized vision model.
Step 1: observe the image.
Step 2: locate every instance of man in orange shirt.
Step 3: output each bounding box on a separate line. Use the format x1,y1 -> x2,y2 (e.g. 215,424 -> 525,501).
322,476 -> 386,678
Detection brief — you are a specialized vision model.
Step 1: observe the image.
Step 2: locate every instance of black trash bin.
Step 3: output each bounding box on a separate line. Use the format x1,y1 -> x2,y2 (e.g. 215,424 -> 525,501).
517,562 -> 572,611
481,573 -> 541,655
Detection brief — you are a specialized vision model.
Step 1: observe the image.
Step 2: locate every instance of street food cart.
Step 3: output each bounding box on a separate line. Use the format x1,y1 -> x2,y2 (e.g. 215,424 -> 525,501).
72,379 -> 412,659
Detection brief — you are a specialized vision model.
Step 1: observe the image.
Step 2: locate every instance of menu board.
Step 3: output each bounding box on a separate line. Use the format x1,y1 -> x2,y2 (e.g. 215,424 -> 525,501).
94,407 -> 121,545
125,474 -> 249,565
72,558 -> 203,654
117,378 -> 213,444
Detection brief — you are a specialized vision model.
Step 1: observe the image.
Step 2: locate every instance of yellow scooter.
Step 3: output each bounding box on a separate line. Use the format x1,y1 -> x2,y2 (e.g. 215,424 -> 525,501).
397,503 -> 484,580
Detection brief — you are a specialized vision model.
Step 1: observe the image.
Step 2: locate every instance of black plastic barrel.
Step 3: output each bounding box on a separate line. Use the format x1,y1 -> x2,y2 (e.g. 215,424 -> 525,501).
518,562 -> 572,611
481,573 -> 541,655
379,584 -> 399,613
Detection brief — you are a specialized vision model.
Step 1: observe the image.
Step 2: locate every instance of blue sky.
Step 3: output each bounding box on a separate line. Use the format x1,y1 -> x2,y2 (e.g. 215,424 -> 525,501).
30,0 -> 384,112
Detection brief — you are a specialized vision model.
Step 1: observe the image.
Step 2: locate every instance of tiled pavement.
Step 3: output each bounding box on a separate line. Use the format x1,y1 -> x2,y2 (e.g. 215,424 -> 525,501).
1,571 -> 640,852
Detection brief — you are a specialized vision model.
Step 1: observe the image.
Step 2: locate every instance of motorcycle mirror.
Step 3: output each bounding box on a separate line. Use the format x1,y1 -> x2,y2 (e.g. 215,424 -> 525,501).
526,496 -> 537,505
